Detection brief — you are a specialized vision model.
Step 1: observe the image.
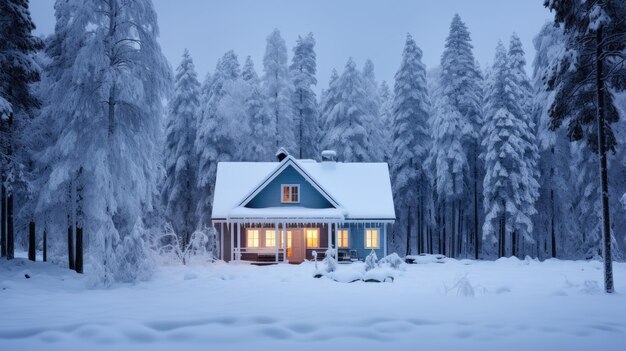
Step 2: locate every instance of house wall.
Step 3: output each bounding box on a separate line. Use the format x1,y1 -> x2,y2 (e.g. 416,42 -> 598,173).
338,223 -> 386,260
246,165 -> 334,209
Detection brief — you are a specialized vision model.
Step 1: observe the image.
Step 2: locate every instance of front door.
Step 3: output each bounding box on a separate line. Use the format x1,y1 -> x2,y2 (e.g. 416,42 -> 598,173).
288,229 -> 306,264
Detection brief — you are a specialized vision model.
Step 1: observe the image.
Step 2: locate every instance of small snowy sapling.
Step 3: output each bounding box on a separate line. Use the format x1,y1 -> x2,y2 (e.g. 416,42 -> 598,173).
365,250 -> 378,271
323,249 -> 337,273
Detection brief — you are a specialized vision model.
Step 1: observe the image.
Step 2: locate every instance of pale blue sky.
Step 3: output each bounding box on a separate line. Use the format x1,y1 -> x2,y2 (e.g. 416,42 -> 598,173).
29,0 -> 553,90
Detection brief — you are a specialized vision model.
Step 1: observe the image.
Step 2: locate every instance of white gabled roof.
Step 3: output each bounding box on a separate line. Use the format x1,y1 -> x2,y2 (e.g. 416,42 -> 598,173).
211,157 -> 396,221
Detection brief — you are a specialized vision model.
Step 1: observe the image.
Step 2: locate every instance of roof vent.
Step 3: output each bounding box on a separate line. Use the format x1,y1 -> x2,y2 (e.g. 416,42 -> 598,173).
321,150 -> 337,162
275,147 -> 289,162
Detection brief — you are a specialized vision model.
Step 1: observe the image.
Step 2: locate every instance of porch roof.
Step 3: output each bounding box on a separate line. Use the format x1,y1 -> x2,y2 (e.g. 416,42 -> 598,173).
226,206 -> 345,222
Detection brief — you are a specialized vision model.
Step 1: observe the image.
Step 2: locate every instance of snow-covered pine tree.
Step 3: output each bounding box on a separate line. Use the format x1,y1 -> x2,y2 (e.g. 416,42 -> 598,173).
196,51 -> 241,226
319,69 -> 340,147
162,50 -> 201,247
506,34 -> 540,257
0,0 -> 44,260
390,34 -> 431,256
243,56 -> 274,161
481,42 -> 539,258
362,59 -> 386,162
322,58 -> 374,162
263,29 -> 296,152
544,0 -> 626,293
290,33 -> 319,159
35,0 -> 170,285
432,14 -> 483,258
531,22 -> 576,259
378,81 -> 393,162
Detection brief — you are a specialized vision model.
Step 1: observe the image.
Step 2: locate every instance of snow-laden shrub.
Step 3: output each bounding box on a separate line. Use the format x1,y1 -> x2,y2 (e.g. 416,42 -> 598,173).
115,219 -> 155,283
322,249 -> 337,273
379,253 -> 404,270
444,274 -> 475,297
154,223 -> 215,265
365,250 -> 378,271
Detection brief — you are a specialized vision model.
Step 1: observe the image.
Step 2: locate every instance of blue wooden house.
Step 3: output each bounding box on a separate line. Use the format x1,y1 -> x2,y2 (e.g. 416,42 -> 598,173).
211,149 -> 396,264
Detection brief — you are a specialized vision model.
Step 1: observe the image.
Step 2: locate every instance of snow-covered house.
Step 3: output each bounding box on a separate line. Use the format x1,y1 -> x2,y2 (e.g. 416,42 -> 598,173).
211,149 -> 395,263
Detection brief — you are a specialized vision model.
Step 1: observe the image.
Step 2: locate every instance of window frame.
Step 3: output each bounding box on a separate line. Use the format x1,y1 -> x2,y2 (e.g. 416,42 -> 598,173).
305,228 -> 320,248
281,184 -> 300,204
365,229 -> 380,249
337,229 -> 349,248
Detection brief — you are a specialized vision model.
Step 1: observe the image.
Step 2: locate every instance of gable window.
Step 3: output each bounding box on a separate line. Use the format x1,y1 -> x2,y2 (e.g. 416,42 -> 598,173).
265,230 -> 276,248
282,184 -> 300,203
306,228 -> 319,248
247,229 -> 259,248
337,229 -> 349,248
365,229 -> 379,249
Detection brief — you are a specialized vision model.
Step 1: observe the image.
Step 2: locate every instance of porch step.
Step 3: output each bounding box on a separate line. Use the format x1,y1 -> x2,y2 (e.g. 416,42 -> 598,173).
256,253 -> 284,262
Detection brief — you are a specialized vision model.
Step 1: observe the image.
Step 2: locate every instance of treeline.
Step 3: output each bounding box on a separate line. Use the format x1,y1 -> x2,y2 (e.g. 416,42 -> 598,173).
1,0 -> 625,287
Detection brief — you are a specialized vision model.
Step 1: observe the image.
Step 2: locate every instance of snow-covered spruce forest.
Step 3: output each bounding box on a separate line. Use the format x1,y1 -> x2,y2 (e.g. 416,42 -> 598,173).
1,0 -> 626,287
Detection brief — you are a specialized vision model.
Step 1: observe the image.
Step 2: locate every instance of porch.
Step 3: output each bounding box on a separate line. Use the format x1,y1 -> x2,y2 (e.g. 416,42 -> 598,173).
213,219 -> 390,264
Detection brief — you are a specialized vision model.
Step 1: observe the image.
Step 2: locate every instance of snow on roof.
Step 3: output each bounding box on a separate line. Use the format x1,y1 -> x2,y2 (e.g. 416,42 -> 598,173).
211,157 -> 396,221
228,206 -> 346,221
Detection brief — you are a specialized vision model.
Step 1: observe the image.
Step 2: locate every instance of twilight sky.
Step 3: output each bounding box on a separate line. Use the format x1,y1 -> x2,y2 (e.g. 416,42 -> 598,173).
29,0 -> 554,91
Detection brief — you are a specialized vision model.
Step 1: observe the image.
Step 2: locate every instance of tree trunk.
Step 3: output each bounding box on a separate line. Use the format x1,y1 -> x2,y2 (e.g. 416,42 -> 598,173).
405,206 -> 412,256
473,149 -> 479,259
441,202 -> 448,256
43,226 -> 47,262
595,26 -> 614,293
550,186 -> 556,258
457,204 -> 465,257
67,182 -> 75,270
75,168 -> 84,273
1,174 -> 5,258
29,221 -> 36,261
6,190 -> 13,260
75,227 -> 83,273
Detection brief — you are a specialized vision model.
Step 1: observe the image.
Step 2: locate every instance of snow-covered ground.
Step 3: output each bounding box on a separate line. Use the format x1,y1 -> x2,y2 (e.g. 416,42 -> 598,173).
1,254 -> 625,351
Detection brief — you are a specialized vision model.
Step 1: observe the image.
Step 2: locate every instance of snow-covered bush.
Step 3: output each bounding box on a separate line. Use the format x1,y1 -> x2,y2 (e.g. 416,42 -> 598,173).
379,253 -> 404,270
444,274 -> 476,297
322,249 -> 337,273
115,219 -> 155,283
365,250 -> 378,271
154,223 -> 215,265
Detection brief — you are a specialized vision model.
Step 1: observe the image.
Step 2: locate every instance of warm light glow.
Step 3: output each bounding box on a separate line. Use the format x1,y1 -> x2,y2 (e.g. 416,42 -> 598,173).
282,186 -> 290,202
247,229 -> 259,248
287,231 -> 292,248
265,230 -> 276,247
281,184 -> 300,203
365,229 -> 379,249
306,229 -> 319,247
338,229 -> 349,248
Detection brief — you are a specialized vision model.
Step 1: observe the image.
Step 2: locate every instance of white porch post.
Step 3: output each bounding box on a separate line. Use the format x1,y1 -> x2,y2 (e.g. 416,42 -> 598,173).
220,222 -> 224,260
383,223 -> 388,257
275,222 -> 279,263
282,222 -> 287,262
333,222 -> 338,255
327,222 -> 332,251
237,222 -> 242,261
229,221 -> 234,263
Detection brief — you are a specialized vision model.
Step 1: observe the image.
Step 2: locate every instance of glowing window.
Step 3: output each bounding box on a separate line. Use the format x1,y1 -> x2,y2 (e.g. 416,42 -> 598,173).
265,230 -> 276,247
365,229 -> 379,249
337,229 -> 349,248
247,229 -> 259,248
287,231 -> 292,249
306,229 -> 319,248
281,184 -> 300,203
